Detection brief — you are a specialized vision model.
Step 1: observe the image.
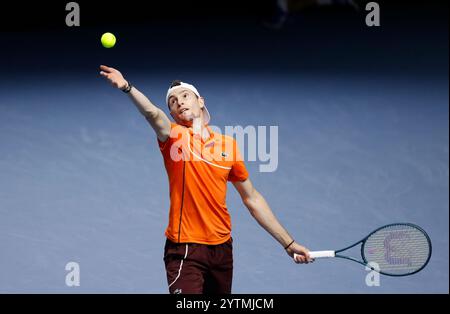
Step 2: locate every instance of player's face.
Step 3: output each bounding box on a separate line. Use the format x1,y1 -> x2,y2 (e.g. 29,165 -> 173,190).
168,88 -> 204,126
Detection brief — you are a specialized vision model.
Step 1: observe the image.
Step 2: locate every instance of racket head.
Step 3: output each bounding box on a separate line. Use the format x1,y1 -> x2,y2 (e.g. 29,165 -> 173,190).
361,223 -> 432,276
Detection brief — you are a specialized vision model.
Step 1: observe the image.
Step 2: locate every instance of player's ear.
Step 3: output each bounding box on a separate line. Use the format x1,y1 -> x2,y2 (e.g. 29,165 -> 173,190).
198,97 -> 205,109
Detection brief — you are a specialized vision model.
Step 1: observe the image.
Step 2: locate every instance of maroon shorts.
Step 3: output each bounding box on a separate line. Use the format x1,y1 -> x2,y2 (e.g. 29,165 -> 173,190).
164,238 -> 233,294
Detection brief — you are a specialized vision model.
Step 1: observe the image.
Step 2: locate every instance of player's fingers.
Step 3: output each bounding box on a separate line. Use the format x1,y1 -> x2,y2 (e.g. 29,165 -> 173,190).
100,71 -> 108,77
100,65 -> 112,72
294,253 -> 306,264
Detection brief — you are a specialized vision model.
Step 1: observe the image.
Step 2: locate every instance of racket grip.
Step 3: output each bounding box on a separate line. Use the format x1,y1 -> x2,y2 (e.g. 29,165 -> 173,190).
309,251 -> 335,258
293,251 -> 335,262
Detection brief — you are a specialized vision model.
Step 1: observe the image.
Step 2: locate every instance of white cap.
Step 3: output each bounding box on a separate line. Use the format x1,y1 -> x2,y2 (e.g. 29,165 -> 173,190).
166,82 -> 211,125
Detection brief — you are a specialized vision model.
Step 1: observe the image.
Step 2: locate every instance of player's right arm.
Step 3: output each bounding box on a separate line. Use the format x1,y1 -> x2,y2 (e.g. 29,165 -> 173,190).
99,65 -> 171,142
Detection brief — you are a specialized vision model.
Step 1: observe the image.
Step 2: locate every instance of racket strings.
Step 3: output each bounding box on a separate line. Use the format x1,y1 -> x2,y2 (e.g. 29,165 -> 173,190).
363,224 -> 431,275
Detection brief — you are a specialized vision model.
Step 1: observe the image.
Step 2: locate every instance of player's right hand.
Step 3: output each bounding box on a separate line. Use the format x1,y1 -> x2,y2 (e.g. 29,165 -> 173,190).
99,65 -> 128,90
287,242 -> 313,264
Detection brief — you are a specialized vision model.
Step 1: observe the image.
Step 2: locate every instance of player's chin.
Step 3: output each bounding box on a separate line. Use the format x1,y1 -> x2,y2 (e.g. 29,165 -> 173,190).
175,116 -> 193,126
180,111 -> 193,120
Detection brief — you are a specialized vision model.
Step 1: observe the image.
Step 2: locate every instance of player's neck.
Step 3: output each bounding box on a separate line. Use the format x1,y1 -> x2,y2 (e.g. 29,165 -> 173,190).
192,117 -> 210,141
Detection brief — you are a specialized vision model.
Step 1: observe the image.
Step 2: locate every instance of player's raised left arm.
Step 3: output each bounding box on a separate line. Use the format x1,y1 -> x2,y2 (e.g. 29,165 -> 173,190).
232,178 -> 312,264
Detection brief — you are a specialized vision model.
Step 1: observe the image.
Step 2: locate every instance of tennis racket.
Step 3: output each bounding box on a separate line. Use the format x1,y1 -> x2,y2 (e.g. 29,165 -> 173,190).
294,223 -> 432,276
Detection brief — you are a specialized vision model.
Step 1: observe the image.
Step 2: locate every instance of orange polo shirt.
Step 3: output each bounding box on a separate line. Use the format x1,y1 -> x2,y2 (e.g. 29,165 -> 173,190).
158,123 -> 248,245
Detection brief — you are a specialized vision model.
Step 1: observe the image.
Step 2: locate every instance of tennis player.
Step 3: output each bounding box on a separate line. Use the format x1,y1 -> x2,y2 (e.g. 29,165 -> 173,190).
99,65 -> 312,294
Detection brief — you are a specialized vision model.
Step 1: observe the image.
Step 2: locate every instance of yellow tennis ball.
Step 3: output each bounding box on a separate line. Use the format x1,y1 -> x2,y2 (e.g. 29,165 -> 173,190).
101,32 -> 116,48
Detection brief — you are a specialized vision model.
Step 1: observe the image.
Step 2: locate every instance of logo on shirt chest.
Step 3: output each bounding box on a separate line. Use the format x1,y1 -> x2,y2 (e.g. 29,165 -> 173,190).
203,141 -> 228,158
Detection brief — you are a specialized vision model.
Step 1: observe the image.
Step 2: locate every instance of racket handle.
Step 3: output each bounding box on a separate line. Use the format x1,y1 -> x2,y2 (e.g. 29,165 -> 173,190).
309,251 -> 335,258
293,250 -> 335,261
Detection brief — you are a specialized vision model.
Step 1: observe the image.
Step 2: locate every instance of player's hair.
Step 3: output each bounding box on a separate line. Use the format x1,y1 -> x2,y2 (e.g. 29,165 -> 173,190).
170,80 -> 182,88
167,80 -> 182,109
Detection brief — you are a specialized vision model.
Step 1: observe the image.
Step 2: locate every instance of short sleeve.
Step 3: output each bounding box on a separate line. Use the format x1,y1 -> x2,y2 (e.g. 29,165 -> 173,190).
227,139 -> 249,182
157,123 -> 179,155
158,136 -> 171,153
